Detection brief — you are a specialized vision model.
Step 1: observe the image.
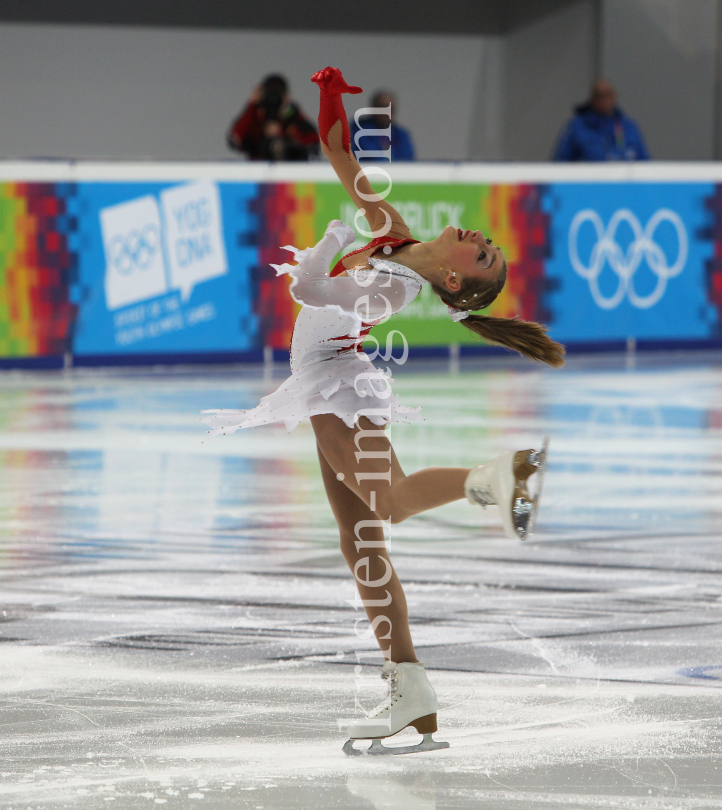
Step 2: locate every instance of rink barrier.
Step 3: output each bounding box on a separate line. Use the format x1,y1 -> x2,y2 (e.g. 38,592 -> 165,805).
9,337 -> 721,372
72,349 -> 265,367
0,355 -> 65,370
0,160 -> 721,369
30,335 -> 719,371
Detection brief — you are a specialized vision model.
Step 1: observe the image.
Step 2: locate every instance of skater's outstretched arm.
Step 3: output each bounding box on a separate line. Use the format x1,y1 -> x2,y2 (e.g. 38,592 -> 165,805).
312,67 -> 411,240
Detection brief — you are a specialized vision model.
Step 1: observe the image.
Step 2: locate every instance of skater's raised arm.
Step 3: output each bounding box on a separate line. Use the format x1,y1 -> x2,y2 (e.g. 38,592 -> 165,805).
312,67 -> 411,240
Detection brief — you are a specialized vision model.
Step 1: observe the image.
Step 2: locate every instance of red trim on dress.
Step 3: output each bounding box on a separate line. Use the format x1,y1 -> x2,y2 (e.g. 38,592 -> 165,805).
327,324 -> 374,356
330,235 -> 420,277
290,235 -> 420,358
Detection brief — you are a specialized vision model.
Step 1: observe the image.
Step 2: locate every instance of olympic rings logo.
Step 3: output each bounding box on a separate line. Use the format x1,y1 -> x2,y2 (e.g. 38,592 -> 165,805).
568,208 -> 688,310
106,224 -> 161,276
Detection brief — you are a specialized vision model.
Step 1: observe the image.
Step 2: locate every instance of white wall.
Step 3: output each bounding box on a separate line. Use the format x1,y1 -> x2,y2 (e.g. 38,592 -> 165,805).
500,0 -> 597,160
467,37 -> 506,160
1,7 -> 719,164
0,23 -> 499,161
601,0 -> 717,160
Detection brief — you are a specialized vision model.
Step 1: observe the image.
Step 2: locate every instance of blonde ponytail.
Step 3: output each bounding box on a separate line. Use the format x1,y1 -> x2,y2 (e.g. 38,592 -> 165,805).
460,313 -> 565,367
430,261 -> 565,368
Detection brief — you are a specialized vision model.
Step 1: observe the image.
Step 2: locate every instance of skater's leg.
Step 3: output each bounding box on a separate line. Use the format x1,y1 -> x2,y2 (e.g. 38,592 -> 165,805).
315,442 -> 418,664
311,413 -> 469,524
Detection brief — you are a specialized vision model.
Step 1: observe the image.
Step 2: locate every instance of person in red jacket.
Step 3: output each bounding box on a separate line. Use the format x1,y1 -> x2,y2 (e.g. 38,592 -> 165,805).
227,74 -> 320,161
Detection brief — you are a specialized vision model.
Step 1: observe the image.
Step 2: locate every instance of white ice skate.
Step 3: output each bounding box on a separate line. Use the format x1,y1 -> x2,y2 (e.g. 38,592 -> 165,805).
465,436 -> 549,541
326,219 -> 356,251
342,661 -> 450,756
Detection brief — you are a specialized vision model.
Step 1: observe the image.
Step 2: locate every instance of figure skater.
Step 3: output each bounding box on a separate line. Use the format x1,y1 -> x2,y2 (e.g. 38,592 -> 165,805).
203,67 -> 565,755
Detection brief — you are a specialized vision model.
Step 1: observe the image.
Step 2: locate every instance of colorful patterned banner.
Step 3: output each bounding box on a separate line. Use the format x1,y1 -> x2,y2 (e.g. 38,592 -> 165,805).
0,183 -> 76,358
0,175 -> 719,363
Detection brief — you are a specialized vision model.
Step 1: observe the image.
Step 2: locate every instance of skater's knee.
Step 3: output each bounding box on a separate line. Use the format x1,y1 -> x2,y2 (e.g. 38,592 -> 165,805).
366,489 -> 407,525
388,502 -> 410,525
339,532 -> 385,565
339,532 -> 358,566
379,494 -> 408,525
339,531 -> 389,567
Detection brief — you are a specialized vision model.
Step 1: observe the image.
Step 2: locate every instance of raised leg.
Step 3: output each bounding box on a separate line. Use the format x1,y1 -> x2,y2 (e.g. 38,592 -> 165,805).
311,413 -> 470,524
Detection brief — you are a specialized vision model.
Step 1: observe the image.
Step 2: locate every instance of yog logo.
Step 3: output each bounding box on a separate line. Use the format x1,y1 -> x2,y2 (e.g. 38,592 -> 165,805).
567,208 -> 688,310
106,223 -> 161,276
100,182 -> 228,311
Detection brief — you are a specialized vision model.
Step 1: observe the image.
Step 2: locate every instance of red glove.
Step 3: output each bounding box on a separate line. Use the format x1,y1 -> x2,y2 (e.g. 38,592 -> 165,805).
311,66 -> 362,156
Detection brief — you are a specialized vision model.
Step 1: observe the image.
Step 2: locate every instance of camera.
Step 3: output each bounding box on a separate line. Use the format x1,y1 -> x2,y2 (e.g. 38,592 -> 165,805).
259,75 -> 287,121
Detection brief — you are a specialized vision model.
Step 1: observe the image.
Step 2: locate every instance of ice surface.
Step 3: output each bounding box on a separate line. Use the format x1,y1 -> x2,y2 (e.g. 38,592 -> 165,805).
1,352 -> 721,808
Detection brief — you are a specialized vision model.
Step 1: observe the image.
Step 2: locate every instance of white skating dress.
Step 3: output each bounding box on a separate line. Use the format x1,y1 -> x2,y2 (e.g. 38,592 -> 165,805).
202,228 -> 427,434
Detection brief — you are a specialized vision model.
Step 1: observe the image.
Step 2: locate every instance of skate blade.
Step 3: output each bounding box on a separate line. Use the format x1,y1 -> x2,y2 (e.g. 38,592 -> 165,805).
528,435 -> 549,538
513,436 -> 549,541
343,733 -> 450,757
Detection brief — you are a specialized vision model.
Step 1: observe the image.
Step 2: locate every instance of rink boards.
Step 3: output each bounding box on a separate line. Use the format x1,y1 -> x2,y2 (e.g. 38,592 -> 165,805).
0,161 -> 721,366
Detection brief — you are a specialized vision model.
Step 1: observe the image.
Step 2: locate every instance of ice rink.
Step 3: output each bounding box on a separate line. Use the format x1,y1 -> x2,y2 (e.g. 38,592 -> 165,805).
1,350 -> 721,809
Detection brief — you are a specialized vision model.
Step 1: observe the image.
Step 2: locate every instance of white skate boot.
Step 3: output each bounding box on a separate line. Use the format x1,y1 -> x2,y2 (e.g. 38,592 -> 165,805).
342,661 -> 450,756
465,437 -> 549,541
326,219 -> 356,251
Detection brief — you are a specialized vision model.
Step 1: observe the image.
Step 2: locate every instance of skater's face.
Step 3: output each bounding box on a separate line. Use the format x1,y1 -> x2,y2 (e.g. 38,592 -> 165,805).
436,226 -> 505,293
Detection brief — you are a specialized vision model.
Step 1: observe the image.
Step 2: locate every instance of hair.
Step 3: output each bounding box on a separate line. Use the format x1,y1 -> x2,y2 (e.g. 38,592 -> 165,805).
431,261 -> 566,368
371,89 -> 395,108
262,74 -> 288,96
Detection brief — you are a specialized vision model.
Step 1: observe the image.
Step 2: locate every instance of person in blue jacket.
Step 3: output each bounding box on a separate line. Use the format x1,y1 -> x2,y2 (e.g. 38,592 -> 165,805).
350,90 -> 416,162
553,80 -> 649,161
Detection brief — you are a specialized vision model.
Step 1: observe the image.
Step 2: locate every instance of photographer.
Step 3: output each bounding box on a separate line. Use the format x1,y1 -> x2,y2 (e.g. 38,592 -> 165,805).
228,74 -> 320,161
